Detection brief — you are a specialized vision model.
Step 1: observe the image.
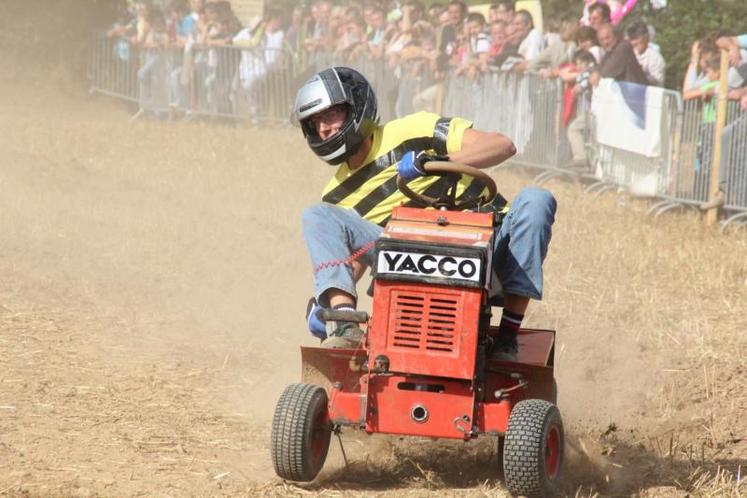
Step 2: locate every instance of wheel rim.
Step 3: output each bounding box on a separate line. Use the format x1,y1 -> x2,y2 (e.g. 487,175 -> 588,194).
310,409 -> 329,460
544,425 -> 561,478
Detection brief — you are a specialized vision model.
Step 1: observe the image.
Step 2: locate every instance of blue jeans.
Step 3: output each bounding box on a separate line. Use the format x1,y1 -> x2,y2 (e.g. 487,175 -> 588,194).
302,187 -> 557,305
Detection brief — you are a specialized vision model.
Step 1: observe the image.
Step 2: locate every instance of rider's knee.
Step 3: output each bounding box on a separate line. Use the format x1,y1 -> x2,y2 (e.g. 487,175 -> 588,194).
513,188 -> 557,227
302,203 -> 335,228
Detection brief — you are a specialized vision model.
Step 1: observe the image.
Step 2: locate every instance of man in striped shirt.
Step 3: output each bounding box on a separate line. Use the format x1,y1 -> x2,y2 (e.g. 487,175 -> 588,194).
294,67 -> 557,360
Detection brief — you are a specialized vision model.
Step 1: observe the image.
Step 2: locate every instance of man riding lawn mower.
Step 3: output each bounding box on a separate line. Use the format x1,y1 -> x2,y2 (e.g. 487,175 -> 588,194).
297,66 -> 556,361
270,67 -> 563,497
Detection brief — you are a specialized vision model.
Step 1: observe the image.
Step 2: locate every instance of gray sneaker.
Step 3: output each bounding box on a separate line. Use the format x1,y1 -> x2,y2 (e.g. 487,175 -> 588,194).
490,334 -> 518,362
321,323 -> 364,349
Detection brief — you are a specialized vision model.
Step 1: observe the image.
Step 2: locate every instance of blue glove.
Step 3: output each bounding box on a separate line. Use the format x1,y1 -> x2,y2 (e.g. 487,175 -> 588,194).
306,298 -> 327,341
397,151 -> 448,181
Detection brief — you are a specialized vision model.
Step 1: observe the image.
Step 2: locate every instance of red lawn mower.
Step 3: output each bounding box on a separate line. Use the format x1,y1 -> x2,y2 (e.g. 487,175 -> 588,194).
271,163 -> 563,497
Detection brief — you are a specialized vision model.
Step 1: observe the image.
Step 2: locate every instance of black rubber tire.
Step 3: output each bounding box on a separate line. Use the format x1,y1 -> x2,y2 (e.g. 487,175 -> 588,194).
496,435 -> 505,475
503,399 -> 564,497
550,379 -> 558,405
271,383 -> 331,482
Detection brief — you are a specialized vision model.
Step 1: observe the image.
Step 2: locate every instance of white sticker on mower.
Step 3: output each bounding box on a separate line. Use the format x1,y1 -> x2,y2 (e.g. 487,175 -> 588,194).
377,250 -> 481,282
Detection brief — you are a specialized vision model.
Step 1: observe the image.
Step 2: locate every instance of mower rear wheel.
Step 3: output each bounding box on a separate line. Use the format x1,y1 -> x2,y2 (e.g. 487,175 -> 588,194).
503,399 -> 563,497
271,383 -> 331,482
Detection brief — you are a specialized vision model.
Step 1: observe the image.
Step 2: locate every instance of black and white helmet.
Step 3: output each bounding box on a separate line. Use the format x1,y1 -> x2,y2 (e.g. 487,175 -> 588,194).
292,67 -> 379,165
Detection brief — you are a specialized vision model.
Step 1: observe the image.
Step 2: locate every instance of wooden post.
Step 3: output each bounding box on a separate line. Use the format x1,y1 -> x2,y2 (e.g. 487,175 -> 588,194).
706,49 -> 730,226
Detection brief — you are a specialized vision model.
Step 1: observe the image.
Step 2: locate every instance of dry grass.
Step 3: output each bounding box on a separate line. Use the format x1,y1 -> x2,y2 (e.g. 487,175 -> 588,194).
0,79 -> 745,497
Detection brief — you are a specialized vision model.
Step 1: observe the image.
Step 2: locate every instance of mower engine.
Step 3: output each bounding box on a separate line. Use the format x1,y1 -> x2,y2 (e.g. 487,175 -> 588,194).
365,206 -> 495,438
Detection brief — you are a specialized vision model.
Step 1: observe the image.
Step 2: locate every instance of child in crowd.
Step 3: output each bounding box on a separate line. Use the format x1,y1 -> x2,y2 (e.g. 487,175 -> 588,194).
683,53 -> 721,198
559,49 -> 597,170
454,12 -> 490,79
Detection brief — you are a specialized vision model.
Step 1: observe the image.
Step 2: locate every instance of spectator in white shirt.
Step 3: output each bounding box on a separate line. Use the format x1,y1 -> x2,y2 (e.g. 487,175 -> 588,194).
233,9 -> 286,124
626,21 -> 665,86
510,10 -> 544,62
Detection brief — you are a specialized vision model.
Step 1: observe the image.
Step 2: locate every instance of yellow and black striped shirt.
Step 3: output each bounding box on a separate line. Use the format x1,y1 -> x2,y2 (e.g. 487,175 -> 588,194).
322,111 -> 490,225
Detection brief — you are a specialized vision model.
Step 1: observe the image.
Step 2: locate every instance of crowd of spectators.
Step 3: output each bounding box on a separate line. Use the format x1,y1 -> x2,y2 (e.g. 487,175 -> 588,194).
682,31 -> 747,204
105,1 -> 747,184
104,1 -> 747,105
106,0 -> 291,122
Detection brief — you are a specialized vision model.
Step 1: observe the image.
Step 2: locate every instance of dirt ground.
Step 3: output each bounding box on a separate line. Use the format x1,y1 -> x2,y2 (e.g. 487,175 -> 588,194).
0,6 -> 746,492
0,79 -> 745,497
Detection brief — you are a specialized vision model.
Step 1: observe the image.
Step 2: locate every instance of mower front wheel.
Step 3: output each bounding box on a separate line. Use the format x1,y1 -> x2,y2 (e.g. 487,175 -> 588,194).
271,383 -> 331,482
503,399 -> 564,497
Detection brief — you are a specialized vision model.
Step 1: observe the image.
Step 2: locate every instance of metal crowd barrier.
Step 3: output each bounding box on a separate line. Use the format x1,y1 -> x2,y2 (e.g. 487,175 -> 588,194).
443,71 -> 568,176
441,69 -> 746,227
90,32 -> 296,125
586,87 -> 682,201
647,98 -> 747,228
90,32 -> 747,229
718,102 -> 747,228
650,97 -> 711,209
89,33 -> 140,102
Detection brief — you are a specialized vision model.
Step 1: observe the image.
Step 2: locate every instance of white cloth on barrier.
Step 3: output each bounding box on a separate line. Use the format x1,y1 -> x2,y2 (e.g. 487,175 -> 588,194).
591,78 -> 663,158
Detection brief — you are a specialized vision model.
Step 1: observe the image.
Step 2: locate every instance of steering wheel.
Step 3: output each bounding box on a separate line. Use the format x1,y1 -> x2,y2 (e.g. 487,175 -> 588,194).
396,160 -> 498,210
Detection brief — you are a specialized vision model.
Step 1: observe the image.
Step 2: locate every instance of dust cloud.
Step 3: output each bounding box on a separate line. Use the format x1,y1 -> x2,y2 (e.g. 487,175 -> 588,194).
0,3 -> 745,496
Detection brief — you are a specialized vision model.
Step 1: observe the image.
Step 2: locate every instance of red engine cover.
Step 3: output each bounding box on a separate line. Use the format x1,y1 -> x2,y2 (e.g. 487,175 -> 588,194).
365,374 -> 476,439
369,280 -> 482,380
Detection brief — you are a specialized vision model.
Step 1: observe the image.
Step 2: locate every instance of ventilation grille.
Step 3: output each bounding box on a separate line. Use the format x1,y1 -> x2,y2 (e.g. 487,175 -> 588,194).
390,291 -> 460,353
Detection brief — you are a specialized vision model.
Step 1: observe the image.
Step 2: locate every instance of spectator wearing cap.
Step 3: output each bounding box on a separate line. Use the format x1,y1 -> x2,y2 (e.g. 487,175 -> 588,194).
626,21 -> 665,86
590,24 -> 647,86
510,9 -> 544,62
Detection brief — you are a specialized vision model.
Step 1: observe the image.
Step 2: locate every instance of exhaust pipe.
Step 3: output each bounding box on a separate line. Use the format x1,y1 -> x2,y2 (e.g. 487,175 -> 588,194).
410,404 -> 429,423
